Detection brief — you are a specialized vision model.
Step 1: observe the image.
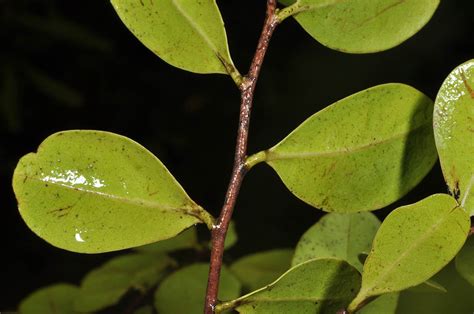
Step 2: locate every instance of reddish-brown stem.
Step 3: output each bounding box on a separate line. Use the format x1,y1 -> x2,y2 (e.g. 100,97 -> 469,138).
204,1 -> 279,313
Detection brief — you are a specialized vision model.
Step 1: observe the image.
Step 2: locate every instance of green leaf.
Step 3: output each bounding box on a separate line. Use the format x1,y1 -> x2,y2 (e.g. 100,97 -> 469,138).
407,279 -> 447,294
278,0 -> 439,53
397,262 -> 474,314
110,0 -> 238,76
133,306 -> 154,314
154,263 -> 241,314
433,59 -> 474,215
74,253 -> 173,312
224,220 -> 238,250
13,130 -> 214,253
348,194 -> 470,312
19,283 -> 79,314
455,236 -> 474,286
359,293 -> 399,314
135,227 -> 199,254
230,249 -> 293,291
224,259 -> 360,314
292,212 -> 380,271
263,83 -> 436,212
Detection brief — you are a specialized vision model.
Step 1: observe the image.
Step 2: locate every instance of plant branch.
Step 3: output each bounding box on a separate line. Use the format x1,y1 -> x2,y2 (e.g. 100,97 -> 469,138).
204,1 -> 280,313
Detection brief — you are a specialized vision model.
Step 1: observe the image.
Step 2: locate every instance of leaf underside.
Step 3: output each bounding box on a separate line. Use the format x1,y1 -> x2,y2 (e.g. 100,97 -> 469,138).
433,59 -> 474,215
111,0 -> 235,74
267,83 -> 437,212
13,130 -> 210,253
350,194 -> 469,310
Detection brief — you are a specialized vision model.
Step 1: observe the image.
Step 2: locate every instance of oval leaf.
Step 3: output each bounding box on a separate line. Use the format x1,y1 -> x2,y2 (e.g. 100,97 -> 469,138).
455,236 -> 474,286
229,259 -> 360,314
13,130 -> 213,253
19,284 -> 79,314
230,249 -> 293,291
349,194 -> 470,312
433,59 -> 474,215
154,263 -> 241,314
75,253 -> 173,312
265,83 -> 436,212
111,0 -> 236,75
292,212 -> 380,271
279,0 -> 439,53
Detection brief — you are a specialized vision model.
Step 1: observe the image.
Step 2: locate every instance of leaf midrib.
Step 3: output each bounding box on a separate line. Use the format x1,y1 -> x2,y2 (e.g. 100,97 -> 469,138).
244,295 -> 348,303
361,206 -> 458,297
170,0 -> 224,65
268,120 -> 429,161
21,174 -> 198,216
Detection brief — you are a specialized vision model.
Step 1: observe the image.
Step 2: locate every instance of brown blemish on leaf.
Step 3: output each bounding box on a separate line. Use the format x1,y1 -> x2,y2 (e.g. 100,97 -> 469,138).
48,205 -> 74,218
460,69 -> 474,99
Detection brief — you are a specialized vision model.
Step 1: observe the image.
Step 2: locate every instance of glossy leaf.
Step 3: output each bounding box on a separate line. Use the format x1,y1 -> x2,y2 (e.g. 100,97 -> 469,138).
230,249 -> 293,291
359,293 -> 399,314
13,130 -> 213,253
349,194 -> 470,312
278,0 -> 439,53
135,227 -> 198,254
397,262 -> 474,314
154,263 -> 241,314
292,212 -> 380,271
433,59 -> 474,215
455,236 -> 474,286
75,253 -> 173,312
264,83 -> 436,212
229,259 -> 360,314
19,284 -> 79,314
111,0 -> 236,75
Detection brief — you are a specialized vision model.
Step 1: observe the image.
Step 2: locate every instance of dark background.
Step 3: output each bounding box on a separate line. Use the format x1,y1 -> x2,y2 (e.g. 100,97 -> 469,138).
1,0 -> 473,310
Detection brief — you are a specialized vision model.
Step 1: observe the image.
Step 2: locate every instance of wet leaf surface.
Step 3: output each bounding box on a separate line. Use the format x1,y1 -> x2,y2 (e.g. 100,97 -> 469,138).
13,130 -> 213,253
434,59 -> 474,215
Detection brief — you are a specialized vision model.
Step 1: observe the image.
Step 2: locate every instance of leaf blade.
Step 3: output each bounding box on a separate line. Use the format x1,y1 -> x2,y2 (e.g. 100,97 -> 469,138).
111,0 -> 236,75
19,284 -> 79,314
267,83 -> 437,212
280,0 -> 439,53
13,130 -> 213,253
154,263 -> 241,314
74,253 -> 173,312
349,194 -> 470,311
230,249 -> 294,292
455,236 -> 474,286
232,258 -> 361,314
292,212 -> 380,271
433,59 -> 474,215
